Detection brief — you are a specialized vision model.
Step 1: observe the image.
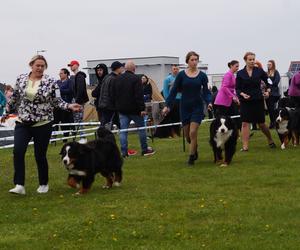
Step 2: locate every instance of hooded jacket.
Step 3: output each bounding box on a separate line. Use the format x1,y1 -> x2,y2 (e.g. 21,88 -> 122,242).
98,72 -> 118,111
91,64 -> 108,110
72,71 -> 89,105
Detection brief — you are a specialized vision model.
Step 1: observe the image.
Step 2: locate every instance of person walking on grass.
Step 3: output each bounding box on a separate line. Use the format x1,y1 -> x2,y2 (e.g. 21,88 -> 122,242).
3,55 -> 81,195
236,52 -> 276,151
113,60 -> 155,158
162,51 -> 212,166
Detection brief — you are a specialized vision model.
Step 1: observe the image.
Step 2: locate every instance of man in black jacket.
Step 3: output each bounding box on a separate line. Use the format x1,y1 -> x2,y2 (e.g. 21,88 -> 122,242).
98,61 -> 124,129
68,60 -> 89,143
113,61 -> 155,157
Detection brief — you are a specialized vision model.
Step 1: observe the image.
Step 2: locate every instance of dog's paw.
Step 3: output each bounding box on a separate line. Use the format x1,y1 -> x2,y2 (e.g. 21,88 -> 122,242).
114,182 -> 121,187
281,144 -> 286,150
73,191 -> 82,196
102,185 -> 111,189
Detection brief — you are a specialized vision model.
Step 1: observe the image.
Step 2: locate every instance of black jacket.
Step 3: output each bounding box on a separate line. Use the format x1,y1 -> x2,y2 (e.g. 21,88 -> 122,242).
269,70 -> 281,97
113,71 -> 145,115
236,66 -> 269,101
72,71 -> 89,105
91,64 -> 108,110
143,82 -> 152,102
98,72 -> 118,111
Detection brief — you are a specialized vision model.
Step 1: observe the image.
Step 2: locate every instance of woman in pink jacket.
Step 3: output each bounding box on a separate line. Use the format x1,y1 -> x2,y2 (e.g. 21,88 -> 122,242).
214,60 -> 240,116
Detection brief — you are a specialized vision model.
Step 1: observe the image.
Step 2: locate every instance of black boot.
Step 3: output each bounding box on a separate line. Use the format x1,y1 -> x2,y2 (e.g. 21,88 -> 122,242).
187,154 -> 196,166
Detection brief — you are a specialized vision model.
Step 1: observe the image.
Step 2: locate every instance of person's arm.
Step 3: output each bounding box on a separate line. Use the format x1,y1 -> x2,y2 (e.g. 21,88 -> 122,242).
134,77 -> 146,112
75,74 -> 87,103
165,73 -> 181,108
235,72 -> 243,98
51,80 -> 69,110
201,74 -> 212,105
51,80 -> 81,112
273,70 -> 281,87
148,83 -> 153,100
163,77 -> 170,99
221,73 -> 237,100
91,83 -> 101,98
261,69 -> 270,89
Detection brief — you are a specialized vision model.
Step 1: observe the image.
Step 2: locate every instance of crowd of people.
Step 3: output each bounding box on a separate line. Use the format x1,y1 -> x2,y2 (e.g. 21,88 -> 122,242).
1,50 -> 300,194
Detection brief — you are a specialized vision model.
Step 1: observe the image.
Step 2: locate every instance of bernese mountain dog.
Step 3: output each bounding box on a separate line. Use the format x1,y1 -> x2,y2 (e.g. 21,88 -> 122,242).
209,116 -> 238,167
60,127 -> 123,194
275,107 -> 299,149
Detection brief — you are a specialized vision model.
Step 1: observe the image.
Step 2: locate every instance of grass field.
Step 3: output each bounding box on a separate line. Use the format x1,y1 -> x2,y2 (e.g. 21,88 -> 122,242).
0,123 -> 300,250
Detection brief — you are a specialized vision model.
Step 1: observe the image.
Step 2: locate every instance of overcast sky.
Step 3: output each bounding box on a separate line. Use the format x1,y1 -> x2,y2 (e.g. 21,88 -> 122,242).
0,0 -> 299,84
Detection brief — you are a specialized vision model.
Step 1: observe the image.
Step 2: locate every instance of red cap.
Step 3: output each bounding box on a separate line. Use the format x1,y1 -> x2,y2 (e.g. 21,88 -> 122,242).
68,60 -> 80,67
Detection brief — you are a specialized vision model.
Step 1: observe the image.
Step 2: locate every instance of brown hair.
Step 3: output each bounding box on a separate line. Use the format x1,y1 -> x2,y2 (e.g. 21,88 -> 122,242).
268,60 -> 276,70
243,52 -> 256,61
227,60 -> 239,68
29,55 -> 48,69
267,60 -> 276,76
5,84 -> 13,92
185,51 -> 199,64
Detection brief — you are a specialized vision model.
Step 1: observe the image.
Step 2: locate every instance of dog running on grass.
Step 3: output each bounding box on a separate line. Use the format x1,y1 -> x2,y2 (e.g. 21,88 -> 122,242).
60,127 -> 123,194
209,116 -> 238,167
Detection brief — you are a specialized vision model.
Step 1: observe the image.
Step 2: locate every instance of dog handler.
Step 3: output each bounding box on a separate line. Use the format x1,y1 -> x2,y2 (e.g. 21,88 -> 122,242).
162,51 -> 212,166
4,55 -> 81,195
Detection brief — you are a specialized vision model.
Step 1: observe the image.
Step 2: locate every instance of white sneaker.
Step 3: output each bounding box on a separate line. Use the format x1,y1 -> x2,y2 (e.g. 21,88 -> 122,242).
78,138 -> 87,144
9,185 -> 26,195
37,185 -> 49,193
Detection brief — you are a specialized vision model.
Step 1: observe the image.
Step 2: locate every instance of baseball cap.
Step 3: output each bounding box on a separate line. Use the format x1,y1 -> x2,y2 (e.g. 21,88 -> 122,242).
111,61 -> 125,71
68,60 -> 80,67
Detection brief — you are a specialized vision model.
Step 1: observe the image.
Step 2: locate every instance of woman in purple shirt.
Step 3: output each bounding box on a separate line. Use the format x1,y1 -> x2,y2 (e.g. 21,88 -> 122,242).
214,60 -> 240,116
288,71 -> 300,108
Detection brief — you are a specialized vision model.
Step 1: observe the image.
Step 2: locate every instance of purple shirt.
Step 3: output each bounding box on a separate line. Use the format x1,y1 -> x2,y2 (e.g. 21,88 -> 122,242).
288,71 -> 300,97
214,70 -> 237,107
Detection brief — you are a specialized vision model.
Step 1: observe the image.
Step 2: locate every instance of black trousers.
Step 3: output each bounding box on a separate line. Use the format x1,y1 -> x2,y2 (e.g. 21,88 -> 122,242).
266,96 -> 280,125
53,108 -> 74,137
13,122 -> 53,185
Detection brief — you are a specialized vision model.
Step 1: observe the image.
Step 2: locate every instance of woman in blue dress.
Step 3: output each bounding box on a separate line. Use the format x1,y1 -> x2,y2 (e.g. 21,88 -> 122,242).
162,51 -> 212,165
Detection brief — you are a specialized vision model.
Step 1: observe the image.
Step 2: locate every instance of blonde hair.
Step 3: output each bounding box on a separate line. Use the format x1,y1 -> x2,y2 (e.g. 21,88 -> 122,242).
29,55 -> 48,69
243,52 -> 256,61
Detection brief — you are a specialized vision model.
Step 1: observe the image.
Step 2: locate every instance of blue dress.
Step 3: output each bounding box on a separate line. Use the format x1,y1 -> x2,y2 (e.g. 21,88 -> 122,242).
166,70 -> 211,125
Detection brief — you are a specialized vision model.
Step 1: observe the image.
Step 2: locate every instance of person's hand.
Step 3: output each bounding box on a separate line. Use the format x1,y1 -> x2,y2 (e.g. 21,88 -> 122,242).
141,111 -> 147,116
233,97 -> 240,105
162,107 -> 170,117
207,103 -> 213,111
241,93 -> 250,100
68,103 -> 82,112
263,91 -> 270,98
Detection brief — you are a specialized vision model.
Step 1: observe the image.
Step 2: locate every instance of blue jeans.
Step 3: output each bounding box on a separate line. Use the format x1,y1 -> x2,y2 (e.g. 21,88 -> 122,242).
119,113 -> 148,156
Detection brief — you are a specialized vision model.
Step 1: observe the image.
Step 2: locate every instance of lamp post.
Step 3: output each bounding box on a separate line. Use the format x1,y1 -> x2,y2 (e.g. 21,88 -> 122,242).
37,49 -> 47,55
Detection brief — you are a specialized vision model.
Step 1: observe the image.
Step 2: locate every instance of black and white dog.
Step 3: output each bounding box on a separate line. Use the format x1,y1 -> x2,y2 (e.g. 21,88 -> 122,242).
209,116 -> 238,167
60,127 -> 123,194
275,107 -> 299,149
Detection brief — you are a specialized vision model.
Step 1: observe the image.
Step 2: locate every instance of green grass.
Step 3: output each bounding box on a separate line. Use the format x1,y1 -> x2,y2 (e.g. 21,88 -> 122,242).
1,123 -> 300,250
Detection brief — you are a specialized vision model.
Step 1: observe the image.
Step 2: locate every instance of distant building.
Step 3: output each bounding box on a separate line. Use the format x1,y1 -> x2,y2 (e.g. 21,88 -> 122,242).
86,56 -> 208,90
